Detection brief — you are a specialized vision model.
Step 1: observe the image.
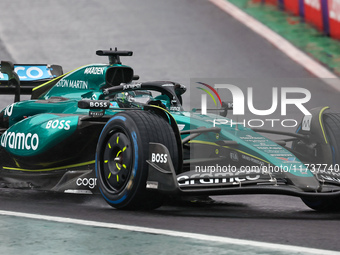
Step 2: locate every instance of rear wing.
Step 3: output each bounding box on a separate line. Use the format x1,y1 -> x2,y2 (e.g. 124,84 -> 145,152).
0,61 -> 63,102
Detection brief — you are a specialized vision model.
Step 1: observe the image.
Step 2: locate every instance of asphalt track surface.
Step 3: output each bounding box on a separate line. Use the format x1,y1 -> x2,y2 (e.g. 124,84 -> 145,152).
0,0 -> 340,253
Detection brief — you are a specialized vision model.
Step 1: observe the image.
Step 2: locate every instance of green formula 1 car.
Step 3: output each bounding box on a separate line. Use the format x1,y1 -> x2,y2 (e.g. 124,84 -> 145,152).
1,49 -> 340,211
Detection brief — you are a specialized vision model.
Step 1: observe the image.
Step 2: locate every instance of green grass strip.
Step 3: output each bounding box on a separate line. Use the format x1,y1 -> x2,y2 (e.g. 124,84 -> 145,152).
227,0 -> 340,75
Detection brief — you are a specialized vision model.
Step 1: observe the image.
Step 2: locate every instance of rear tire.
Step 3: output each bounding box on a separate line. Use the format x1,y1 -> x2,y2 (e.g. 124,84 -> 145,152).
96,110 -> 178,210
302,113 -> 340,212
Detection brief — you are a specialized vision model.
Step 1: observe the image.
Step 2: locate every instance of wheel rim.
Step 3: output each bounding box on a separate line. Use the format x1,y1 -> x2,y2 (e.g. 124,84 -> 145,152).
102,131 -> 132,193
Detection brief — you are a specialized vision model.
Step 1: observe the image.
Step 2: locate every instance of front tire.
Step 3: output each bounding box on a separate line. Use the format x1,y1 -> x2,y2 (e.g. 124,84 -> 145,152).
96,110 -> 178,210
302,113 -> 340,212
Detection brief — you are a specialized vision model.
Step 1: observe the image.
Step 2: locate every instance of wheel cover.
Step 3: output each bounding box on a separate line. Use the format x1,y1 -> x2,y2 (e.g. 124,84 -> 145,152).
101,131 -> 132,193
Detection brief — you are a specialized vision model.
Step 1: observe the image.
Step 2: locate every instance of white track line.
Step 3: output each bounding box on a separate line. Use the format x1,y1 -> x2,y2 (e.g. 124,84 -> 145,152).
0,210 -> 339,255
209,0 -> 340,91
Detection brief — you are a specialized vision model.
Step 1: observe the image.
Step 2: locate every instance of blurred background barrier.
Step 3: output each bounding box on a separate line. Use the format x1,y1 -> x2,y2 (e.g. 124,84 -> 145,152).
283,0 -> 302,16
251,0 -> 340,40
303,0 -> 324,32
328,0 -> 340,39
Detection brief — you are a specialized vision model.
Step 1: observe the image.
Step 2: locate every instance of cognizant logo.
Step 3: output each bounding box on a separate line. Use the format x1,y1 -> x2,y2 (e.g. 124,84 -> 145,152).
1,131 -> 39,150
197,82 -> 311,128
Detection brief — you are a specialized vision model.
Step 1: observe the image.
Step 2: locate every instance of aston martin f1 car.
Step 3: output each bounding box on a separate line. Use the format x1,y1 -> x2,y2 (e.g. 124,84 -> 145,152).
1,49 -> 340,211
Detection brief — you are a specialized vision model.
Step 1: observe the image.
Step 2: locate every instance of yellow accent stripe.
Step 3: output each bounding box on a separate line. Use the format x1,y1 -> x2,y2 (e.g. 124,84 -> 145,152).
147,105 -> 178,125
319,106 -> 330,144
116,150 -> 122,157
108,173 -> 111,179
122,146 -> 126,152
14,159 -> 21,168
189,140 -> 270,164
32,65 -> 88,91
116,175 -> 119,182
116,136 -> 119,144
104,160 -> 108,163
122,164 -> 126,169
3,160 -> 95,172
108,143 -> 111,149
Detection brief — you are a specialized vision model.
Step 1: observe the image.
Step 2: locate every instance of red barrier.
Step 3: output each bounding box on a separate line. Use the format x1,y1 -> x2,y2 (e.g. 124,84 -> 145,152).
328,0 -> 340,39
304,0 -> 324,31
285,0 -> 300,15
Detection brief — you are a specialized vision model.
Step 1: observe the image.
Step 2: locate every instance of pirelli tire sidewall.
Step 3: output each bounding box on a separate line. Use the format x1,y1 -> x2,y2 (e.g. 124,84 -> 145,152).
95,113 -> 144,209
95,110 -> 178,210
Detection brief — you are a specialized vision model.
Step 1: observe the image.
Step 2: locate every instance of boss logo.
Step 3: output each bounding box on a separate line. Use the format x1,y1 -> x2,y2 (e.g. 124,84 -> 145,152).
46,120 -> 71,130
90,101 -> 108,108
151,153 -> 168,164
78,100 -> 110,110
